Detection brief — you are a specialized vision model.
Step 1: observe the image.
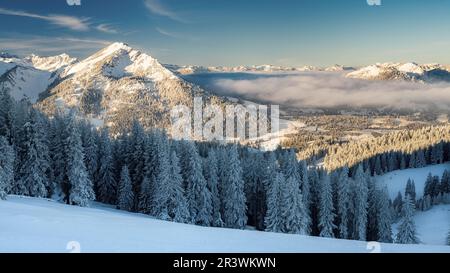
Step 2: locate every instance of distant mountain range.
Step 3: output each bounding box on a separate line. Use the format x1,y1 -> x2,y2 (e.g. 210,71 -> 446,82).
2,42 -> 450,133
346,62 -> 450,83
165,63 -> 355,74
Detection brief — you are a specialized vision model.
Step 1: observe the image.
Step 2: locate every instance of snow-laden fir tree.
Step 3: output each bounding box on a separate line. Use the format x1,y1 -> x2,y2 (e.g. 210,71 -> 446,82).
351,164 -> 368,241
96,128 -> 116,204
0,136 -> 14,199
150,131 -> 172,218
298,160 -> 311,234
138,176 -> 152,214
139,132 -> 157,213
204,149 -> 224,227
281,174 -> 307,234
441,170 -> 450,194
376,187 -> 393,243
318,174 -> 336,237
17,109 -> 50,198
336,166 -> 350,239
222,145 -> 247,229
265,172 -> 284,233
182,141 -> 212,226
405,178 -> 416,205
167,151 -> 190,223
366,176 -> 379,241
82,126 -> 99,187
0,87 -> 14,142
48,112 -> 68,199
308,167 -> 320,236
66,117 -> 95,207
117,165 -> 134,211
129,121 -> 146,196
392,191 -> 403,218
447,229 -> 450,246
395,195 -> 420,244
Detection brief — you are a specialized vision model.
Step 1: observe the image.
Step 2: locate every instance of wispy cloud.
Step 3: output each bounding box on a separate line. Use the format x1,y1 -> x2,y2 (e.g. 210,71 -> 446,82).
155,27 -> 179,38
144,0 -> 187,23
0,7 -> 90,31
0,36 -> 111,57
96,23 -> 118,34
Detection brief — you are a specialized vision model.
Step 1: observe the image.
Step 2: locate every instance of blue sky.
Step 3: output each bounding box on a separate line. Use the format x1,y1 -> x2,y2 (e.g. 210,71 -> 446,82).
1,0 -> 450,67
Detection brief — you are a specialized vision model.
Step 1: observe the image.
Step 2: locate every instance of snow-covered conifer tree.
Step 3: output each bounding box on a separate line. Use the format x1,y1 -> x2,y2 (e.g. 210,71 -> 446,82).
395,195 -> 420,244
265,172 -> 284,232
377,187 -> 393,243
117,165 -> 134,211
336,166 -> 350,239
66,118 -> 95,207
0,136 -> 14,199
222,145 -> 247,229
351,164 -> 368,241
318,174 -> 336,237
178,141 -> 212,226
96,128 -> 116,204
204,149 -> 224,227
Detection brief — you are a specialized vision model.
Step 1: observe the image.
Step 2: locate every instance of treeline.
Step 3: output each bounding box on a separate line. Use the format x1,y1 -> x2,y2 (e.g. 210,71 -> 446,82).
392,170 -> 450,216
324,125 -> 450,171
0,89 -> 443,244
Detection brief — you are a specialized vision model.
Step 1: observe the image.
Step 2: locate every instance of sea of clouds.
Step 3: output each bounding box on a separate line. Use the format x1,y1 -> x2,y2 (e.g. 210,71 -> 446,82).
184,72 -> 450,111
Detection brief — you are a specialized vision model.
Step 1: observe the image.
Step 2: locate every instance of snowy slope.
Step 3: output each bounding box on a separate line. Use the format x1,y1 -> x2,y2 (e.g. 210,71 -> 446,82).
0,65 -> 55,102
376,163 -> 450,200
1,195 -> 449,253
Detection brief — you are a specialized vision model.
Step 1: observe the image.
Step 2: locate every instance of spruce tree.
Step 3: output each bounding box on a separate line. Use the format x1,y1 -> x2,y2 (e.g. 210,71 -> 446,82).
395,195 -> 420,244
281,175 -> 307,235
96,128 -> 116,204
265,172 -> 284,232
117,165 -> 134,211
17,109 -> 49,198
447,229 -> 450,246
204,149 -> 224,227
441,170 -> 450,194
298,160 -> 311,234
405,178 -> 416,205
0,136 -> 14,199
66,118 -> 95,207
377,187 -> 393,243
83,127 -> 99,187
336,166 -> 350,239
180,141 -> 212,226
167,151 -> 190,223
138,176 -> 152,214
351,164 -> 368,241
318,174 -> 336,237
0,87 -> 14,142
222,145 -> 247,229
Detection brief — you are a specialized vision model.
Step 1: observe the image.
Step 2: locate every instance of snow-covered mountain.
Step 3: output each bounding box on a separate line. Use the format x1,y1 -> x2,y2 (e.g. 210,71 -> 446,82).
25,53 -> 77,73
37,42 -> 223,133
0,52 -> 77,102
346,62 -> 450,83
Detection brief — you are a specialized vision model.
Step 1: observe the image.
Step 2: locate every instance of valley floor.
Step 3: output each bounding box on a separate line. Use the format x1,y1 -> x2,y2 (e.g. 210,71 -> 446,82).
1,195 -> 449,253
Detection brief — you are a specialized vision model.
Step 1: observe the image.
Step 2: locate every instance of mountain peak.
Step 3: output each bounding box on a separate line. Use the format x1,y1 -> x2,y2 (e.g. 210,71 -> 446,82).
103,42 -> 132,53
